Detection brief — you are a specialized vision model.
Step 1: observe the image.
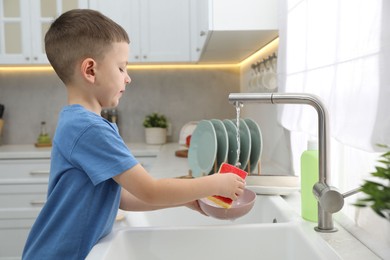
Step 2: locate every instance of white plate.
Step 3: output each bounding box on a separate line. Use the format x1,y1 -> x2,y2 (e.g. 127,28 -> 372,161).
231,119 -> 251,170
244,118 -> 263,173
179,121 -> 198,145
222,119 -> 239,166
210,119 -> 228,170
188,120 -> 217,177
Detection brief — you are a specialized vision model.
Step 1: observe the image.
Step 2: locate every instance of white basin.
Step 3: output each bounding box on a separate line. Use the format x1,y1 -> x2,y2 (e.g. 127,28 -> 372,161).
123,195 -> 295,227
87,223 -> 341,260
87,195 -> 342,259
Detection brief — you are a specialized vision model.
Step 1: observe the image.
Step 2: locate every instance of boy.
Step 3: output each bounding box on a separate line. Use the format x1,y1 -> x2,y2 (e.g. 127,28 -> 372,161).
22,9 -> 245,259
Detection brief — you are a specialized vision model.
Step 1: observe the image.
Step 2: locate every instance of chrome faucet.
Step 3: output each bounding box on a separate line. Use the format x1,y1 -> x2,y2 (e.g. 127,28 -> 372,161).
228,93 -> 360,233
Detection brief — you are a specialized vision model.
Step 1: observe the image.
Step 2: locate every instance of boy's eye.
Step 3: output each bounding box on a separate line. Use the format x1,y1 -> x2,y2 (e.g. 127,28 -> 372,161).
119,68 -> 124,72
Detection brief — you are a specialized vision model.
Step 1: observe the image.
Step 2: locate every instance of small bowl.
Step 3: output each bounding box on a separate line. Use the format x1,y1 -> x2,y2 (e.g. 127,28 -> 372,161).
198,189 -> 256,220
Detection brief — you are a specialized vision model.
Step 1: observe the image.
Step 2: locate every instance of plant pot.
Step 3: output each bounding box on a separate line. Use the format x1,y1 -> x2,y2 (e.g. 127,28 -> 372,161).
145,127 -> 167,145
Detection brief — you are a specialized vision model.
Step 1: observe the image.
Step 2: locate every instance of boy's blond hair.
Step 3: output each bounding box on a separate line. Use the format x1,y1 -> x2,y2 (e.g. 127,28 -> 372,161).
45,9 -> 130,84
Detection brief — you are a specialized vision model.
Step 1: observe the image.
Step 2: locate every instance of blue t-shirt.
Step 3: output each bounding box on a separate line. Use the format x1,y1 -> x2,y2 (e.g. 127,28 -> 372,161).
22,105 -> 138,259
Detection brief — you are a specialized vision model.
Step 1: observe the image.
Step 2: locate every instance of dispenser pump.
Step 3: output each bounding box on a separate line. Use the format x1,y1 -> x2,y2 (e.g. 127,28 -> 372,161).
307,139 -> 318,150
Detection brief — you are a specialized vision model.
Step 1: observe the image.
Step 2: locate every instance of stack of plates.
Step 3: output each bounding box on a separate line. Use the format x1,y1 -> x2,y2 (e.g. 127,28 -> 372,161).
188,118 -> 263,178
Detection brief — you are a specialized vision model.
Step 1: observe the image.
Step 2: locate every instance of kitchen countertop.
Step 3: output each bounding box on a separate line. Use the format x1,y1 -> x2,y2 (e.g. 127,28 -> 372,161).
0,143 -> 162,159
283,193 -> 383,260
147,143 -> 191,178
0,144 -> 52,159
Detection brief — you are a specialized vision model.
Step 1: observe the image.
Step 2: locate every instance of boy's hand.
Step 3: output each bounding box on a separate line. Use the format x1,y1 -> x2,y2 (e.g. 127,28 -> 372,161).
213,173 -> 245,200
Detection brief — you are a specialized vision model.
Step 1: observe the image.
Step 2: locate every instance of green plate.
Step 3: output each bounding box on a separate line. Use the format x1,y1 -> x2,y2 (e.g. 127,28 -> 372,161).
244,118 -> 263,173
188,120 -> 217,177
222,119 -> 239,167
210,119 -> 228,171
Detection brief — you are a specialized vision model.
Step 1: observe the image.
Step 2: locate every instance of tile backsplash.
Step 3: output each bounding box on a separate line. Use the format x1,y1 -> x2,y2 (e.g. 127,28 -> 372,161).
0,68 -> 240,145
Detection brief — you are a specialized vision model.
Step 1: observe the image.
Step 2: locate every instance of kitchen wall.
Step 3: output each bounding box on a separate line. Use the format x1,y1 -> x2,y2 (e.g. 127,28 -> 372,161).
0,37 -> 293,178
239,39 -> 293,175
0,67 -> 240,145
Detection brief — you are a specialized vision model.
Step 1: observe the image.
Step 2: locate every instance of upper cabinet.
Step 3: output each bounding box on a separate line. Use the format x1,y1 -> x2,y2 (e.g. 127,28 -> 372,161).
89,0 -> 192,63
90,0 -> 278,64
190,0 -> 210,62
192,0 -> 279,63
0,0 -> 88,64
0,0 -> 278,65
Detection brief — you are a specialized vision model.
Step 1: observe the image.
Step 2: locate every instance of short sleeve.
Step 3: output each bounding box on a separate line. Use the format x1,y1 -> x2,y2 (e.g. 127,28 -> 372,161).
70,122 -> 138,185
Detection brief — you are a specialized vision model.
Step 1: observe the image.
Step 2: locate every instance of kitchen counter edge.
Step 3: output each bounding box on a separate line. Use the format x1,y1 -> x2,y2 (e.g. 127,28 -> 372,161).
0,143 -> 163,159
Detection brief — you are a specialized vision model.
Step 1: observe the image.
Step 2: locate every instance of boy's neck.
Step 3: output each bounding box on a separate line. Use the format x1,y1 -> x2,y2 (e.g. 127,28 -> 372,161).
67,85 -> 102,115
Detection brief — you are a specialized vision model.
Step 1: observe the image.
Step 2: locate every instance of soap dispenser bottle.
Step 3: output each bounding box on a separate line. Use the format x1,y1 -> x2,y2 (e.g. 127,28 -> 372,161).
301,140 -> 318,222
36,121 -> 52,146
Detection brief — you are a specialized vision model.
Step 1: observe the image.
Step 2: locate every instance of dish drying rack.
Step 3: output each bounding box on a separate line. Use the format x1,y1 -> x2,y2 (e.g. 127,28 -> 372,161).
179,159 -> 262,179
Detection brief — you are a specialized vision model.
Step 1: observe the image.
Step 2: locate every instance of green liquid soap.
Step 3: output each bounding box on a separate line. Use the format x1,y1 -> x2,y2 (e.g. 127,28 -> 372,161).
300,140 -> 318,222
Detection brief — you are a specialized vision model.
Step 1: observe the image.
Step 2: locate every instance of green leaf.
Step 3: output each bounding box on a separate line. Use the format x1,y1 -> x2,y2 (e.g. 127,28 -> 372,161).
354,144 -> 390,220
143,113 -> 168,128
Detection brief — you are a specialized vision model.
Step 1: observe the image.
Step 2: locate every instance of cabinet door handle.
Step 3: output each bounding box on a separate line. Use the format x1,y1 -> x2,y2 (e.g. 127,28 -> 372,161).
30,200 -> 46,206
30,170 -> 50,176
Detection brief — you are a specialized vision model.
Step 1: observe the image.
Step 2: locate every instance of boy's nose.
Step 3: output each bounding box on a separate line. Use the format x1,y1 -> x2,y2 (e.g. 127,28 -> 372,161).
125,74 -> 131,85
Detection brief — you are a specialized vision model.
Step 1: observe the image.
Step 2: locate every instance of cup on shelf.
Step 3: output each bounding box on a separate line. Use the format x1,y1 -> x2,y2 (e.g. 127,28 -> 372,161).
262,59 -> 277,90
256,63 -> 266,89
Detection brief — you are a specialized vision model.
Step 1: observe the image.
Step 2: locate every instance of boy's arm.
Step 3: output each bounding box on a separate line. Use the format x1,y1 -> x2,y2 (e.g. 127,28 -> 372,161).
118,188 -> 205,215
118,188 -> 176,211
113,164 -> 245,207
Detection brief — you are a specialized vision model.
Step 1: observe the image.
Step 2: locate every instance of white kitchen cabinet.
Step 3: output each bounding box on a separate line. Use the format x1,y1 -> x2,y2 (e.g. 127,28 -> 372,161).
190,0 -> 209,62
192,0 -> 279,63
89,0 -> 192,63
0,0 -> 88,64
0,158 -> 50,260
139,0 -> 191,62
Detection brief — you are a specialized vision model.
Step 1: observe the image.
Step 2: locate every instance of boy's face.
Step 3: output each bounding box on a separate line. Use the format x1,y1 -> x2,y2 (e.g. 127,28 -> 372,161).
93,42 -> 131,108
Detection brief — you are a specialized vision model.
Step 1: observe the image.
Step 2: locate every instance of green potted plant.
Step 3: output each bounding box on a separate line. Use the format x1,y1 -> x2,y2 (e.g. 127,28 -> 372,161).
354,144 -> 390,221
143,112 -> 168,144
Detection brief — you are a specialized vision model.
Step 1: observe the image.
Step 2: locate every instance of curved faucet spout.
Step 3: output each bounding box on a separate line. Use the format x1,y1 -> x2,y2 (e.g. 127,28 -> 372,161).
228,92 -> 336,232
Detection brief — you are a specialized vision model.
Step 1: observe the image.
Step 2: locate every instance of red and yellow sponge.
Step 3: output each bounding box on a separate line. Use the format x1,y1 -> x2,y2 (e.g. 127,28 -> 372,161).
207,163 -> 248,208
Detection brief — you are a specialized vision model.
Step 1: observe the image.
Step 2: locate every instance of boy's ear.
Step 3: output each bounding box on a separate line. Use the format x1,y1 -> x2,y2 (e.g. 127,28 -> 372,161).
81,58 -> 96,83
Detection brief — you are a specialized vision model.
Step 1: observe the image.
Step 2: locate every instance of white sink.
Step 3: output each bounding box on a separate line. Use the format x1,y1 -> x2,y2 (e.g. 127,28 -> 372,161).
87,223 -> 341,260
87,195 -> 342,259
123,195 -> 296,227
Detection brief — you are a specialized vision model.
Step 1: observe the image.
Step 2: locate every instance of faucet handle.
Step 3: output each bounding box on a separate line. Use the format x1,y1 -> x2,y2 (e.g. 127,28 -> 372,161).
342,187 -> 361,198
313,183 -> 344,213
